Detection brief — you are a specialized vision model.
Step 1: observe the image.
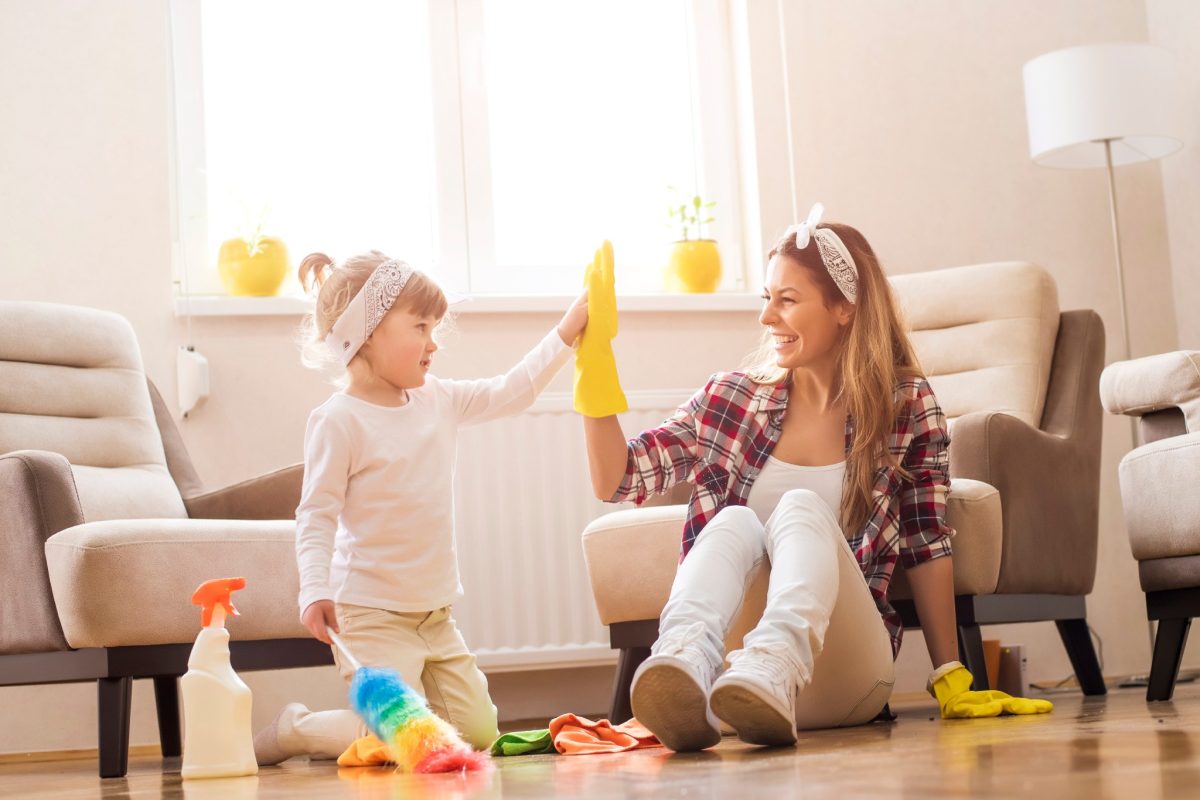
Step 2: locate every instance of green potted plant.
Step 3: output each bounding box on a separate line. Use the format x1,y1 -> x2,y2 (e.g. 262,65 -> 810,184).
665,191 -> 721,293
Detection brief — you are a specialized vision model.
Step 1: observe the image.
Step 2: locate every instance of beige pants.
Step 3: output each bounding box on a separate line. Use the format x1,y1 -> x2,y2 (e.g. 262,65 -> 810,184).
279,604 -> 499,758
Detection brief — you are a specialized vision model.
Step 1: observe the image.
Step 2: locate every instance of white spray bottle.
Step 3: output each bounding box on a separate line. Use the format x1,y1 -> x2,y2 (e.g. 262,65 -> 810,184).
181,577 -> 258,780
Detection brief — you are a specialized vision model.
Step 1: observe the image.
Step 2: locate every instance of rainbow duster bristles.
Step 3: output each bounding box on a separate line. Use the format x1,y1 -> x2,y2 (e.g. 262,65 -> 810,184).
350,666 -> 490,774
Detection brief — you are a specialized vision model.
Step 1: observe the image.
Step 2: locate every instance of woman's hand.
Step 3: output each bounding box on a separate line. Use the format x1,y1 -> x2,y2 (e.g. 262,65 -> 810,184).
558,289 -> 589,346
929,661 -> 1053,718
302,599 -> 339,645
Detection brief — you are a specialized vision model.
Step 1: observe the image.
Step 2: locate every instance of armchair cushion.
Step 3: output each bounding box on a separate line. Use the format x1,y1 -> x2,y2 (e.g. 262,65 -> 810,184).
893,262 -> 1059,429
1118,433 -> 1200,562
1100,350 -> 1200,432
0,302 -> 186,522
0,450 -> 83,654
44,519 -> 308,648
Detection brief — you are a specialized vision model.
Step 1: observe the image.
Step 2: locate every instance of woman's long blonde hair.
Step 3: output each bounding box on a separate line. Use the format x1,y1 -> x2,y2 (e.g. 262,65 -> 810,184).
743,223 -> 923,536
297,250 -> 449,381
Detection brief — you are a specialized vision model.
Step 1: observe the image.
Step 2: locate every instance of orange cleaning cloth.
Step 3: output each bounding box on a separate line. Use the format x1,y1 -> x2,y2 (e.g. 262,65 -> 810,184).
337,734 -> 395,767
548,714 -> 662,754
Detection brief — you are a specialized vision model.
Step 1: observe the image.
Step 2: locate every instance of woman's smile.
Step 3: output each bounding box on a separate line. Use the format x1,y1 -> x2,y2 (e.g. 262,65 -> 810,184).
772,331 -> 799,352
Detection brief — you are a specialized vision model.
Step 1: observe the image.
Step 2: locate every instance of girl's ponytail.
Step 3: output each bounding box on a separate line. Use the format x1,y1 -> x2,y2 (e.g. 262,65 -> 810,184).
299,252 -> 336,296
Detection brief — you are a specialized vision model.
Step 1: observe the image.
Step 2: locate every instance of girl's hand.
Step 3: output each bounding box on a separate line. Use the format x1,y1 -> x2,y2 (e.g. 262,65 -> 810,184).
558,289 -> 589,346
302,599 -> 339,645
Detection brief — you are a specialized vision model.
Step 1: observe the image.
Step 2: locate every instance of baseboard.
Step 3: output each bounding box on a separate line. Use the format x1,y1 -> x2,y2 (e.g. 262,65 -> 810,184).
0,744 -> 162,765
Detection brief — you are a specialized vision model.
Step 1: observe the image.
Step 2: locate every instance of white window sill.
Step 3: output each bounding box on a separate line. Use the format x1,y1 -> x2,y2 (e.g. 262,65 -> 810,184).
172,293 -> 763,317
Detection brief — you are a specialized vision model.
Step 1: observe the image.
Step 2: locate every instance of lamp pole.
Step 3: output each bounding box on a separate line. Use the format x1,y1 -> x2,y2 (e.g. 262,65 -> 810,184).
1102,139 -> 1133,364
1100,138 -> 1143,449
1103,138 -> 1162,684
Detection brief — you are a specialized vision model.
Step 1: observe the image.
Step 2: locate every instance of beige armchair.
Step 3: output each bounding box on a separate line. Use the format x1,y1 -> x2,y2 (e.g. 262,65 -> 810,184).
1100,351 -> 1200,701
583,262 -> 1107,721
0,301 -> 330,778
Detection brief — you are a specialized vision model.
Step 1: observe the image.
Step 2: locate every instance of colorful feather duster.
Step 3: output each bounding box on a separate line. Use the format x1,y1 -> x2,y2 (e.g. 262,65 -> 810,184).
329,631 -> 490,774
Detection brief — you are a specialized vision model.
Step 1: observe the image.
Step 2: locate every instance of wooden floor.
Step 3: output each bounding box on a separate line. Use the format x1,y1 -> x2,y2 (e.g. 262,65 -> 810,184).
5,682 -> 1200,799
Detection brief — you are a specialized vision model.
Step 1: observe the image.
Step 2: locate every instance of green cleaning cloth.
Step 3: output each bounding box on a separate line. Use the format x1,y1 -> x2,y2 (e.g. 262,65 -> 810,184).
489,728 -> 555,756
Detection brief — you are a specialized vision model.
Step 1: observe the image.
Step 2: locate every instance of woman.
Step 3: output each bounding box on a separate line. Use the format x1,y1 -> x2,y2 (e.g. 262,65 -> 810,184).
575,204 -> 1051,752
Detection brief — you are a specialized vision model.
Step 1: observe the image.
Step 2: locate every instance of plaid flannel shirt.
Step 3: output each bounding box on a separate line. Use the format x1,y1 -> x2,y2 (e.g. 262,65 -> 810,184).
611,371 -> 955,658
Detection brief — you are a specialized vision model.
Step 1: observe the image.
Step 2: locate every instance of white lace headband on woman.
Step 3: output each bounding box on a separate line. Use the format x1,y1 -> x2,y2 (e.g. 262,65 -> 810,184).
785,202 -> 858,304
325,259 -> 414,365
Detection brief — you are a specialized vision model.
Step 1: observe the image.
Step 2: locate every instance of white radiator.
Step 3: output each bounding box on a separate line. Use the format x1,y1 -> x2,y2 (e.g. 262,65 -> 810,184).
451,390 -> 688,672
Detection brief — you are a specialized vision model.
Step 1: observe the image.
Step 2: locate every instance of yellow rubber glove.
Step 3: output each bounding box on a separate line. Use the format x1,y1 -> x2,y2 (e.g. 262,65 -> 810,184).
929,661 -> 1054,719
574,240 -> 629,417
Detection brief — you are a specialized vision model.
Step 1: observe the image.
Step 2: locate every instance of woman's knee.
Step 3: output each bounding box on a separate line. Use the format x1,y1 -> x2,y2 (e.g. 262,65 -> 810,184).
778,488 -> 825,512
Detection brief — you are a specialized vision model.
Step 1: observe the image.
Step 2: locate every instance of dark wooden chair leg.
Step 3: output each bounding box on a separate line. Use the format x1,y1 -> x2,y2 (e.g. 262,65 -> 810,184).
1147,618 -> 1191,702
957,623 -> 989,690
610,646 -> 650,723
1055,618 -> 1107,696
98,676 -> 133,779
153,675 -> 183,758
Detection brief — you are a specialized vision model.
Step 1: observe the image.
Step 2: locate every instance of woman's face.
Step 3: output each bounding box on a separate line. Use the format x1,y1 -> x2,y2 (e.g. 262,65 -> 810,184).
759,255 -> 853,371
360,306 -> 441,389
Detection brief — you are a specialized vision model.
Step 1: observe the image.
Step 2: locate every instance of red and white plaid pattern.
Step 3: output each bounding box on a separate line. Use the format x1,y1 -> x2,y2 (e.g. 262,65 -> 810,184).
611,372 -> 955,658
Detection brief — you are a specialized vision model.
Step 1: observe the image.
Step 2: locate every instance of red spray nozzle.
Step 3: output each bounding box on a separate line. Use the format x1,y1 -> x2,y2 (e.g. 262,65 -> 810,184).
191,577 -> 246,628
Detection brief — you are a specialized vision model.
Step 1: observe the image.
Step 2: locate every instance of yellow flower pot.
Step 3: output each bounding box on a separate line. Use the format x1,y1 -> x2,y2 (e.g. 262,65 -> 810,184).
217,236 -> 290,297
665,239 -> 722,293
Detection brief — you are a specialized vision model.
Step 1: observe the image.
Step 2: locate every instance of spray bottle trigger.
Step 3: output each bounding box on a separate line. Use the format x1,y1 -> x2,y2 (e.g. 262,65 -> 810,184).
191,577 -> 246,628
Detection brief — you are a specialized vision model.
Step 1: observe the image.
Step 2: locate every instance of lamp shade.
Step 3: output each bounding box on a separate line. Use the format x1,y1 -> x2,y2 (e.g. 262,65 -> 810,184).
1023,43 -> 1185,168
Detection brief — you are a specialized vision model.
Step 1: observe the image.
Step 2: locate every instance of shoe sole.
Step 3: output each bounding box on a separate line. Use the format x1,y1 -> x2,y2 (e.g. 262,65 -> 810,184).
631,662 -> 721,752
709,680 -> 797,747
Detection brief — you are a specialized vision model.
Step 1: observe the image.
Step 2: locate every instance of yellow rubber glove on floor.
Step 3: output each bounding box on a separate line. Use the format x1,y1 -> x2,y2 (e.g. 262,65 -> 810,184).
574,240 -> 628,417
929,661 -> 1053,719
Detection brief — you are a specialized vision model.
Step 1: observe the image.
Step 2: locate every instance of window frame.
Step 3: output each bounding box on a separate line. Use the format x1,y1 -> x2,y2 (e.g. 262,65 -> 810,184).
167,0 -> 749,299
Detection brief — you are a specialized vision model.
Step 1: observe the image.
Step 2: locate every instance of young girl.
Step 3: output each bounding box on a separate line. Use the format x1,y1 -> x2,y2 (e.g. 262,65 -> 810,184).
578,205 -> 1052,752
255,251 -> 588,764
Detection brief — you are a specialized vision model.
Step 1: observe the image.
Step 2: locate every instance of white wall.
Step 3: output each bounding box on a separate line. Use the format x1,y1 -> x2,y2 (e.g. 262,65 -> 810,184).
1146,0 -> 1200,348
0,0 -> 1192,755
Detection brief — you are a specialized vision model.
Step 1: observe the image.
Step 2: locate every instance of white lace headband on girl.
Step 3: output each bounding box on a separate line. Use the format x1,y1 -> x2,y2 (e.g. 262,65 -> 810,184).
784,203 -> 858,304
325,259 -> 414,365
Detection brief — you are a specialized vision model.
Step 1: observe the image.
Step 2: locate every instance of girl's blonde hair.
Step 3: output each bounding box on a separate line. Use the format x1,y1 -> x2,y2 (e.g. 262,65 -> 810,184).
742,223 -> 923,537
297,250 -> 449,377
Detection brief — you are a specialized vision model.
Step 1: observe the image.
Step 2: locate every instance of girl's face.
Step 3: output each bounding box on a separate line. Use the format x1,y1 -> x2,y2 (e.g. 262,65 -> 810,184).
361,306 -> 441,390
759,255 -> 853,371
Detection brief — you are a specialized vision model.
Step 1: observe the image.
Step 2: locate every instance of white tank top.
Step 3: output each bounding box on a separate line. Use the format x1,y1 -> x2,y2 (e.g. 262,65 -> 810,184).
745,456 -> 847,530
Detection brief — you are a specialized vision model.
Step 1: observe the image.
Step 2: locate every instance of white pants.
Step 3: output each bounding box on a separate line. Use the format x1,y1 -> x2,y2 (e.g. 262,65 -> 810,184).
657,489 -> 895,729
278,605 -> 499,759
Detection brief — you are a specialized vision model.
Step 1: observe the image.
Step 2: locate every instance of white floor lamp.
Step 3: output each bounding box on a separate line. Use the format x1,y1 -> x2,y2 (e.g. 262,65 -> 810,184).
1022,41 -> 1187,687
1022,42 -> 1185,367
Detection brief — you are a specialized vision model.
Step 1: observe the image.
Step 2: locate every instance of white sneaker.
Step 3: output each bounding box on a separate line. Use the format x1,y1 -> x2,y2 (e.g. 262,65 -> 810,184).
709,642 -> 800,747
630,623 -> 722,752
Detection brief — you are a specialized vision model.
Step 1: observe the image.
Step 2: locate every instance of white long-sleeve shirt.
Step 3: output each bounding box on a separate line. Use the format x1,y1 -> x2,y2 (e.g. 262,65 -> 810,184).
295,328 -> 572,616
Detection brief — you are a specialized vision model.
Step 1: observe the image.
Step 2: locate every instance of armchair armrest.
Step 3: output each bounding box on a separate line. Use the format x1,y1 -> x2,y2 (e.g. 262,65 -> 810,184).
582,505 -> 686,625
0,450 -> 84,654
950,410 -> 1098,595
1100,351 -> 1200,433
184,463 -> 304,520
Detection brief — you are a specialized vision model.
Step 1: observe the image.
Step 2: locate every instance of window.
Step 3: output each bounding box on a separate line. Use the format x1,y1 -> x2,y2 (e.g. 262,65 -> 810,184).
170,0 -> 744,297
